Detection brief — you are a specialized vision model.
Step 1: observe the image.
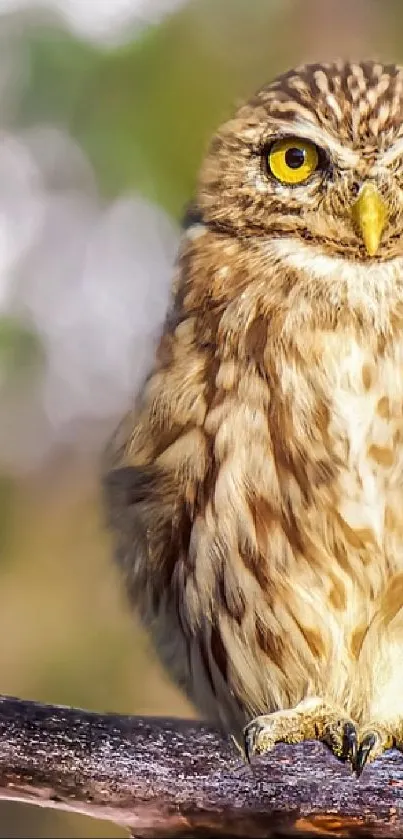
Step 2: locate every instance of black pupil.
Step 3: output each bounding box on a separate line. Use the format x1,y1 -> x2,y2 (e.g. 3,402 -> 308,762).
285,147 -> 306,169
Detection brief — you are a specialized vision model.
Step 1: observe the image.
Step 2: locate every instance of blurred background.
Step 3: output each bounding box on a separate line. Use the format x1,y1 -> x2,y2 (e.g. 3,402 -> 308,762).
0,0 -> 399,834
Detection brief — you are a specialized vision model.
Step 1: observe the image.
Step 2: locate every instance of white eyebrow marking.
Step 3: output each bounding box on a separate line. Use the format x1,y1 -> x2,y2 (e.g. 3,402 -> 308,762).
380,138 -> 403,166
274,119 -> 359,167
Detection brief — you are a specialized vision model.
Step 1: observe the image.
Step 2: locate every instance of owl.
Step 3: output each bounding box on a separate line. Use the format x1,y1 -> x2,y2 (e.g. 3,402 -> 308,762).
104,60 -> 403,777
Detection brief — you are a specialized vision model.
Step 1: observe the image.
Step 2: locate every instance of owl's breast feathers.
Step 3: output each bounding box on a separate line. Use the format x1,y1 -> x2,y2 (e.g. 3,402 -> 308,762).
105,226 -> 403,731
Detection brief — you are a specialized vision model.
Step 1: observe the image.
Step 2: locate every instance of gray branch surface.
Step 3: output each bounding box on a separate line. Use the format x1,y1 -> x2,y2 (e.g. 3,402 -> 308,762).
0,695 -> 402,837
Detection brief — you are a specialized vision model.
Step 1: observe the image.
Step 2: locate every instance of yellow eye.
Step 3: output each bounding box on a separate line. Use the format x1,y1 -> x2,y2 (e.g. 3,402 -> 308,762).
268,138 -> 319,184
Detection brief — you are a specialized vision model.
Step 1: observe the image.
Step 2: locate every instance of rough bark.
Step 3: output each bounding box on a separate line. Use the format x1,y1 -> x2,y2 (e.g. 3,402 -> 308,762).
0,694 -> 402,837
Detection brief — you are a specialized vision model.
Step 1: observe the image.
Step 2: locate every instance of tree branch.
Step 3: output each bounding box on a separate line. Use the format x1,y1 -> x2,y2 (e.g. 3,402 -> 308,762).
0,695 -> 402,837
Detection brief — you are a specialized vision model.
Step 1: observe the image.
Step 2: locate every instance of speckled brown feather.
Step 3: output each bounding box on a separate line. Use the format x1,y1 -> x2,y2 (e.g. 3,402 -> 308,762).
104,61 -> 403,755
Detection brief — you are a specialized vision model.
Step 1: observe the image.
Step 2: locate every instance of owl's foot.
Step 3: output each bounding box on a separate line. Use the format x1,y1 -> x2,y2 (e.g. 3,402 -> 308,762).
243,697 -> 358,767
355,724 -> 394,776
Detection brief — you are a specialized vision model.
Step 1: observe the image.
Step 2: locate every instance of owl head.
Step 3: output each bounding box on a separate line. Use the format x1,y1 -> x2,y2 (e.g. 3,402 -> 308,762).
198,61 -> 403,264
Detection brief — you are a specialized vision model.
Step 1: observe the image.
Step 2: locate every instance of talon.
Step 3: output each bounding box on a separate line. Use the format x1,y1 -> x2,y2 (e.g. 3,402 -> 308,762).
322,717 -> 359,765
342,721 -> 358,764
355,732 -> 376,777
243,723 -> 259,763
230,733 -> 246,759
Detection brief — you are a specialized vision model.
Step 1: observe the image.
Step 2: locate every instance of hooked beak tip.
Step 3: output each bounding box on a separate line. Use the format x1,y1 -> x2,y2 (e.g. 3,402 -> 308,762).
351,183 -> 387,257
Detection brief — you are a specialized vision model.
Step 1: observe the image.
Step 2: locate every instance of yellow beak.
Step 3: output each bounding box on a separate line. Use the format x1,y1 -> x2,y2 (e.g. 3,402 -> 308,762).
351,182 -> 387,257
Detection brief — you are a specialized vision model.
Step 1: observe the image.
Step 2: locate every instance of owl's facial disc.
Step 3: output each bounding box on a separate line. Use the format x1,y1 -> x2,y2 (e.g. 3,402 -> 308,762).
265,135 -> 389,257
199,61 -> 403,263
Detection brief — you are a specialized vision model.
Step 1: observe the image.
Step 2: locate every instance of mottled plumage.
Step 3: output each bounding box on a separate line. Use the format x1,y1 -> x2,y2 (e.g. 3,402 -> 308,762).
104,61 -> 403,774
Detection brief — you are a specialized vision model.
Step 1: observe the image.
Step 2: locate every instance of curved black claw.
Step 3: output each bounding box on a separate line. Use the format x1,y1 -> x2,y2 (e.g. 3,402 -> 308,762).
355,732 -> 376,777
243,721 -> 261,763
342,721 -> 358,764
322,718 -> 359,767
